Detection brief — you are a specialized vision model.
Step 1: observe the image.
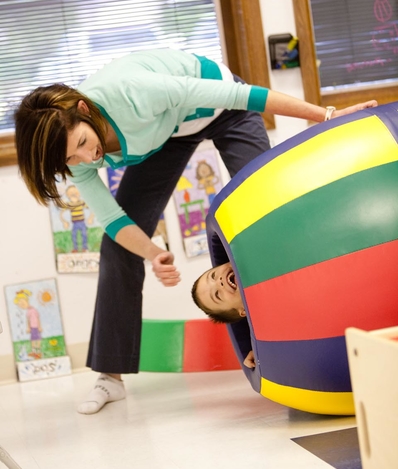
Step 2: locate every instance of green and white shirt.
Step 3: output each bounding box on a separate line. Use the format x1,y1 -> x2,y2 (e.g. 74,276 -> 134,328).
69,48 -> 269,239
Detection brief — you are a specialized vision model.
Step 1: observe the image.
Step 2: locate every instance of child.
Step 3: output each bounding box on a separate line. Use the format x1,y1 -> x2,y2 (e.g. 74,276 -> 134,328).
191,261 -> 245,324
191,262 -> 256,368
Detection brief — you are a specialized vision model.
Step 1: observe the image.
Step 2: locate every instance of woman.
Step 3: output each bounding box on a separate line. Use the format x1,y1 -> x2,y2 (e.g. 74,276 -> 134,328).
14,48 -> 377,414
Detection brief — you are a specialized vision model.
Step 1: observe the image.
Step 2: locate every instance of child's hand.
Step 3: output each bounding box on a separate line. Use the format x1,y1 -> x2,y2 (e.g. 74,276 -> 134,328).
152,252 -> 181,287
243,350 -> 256,368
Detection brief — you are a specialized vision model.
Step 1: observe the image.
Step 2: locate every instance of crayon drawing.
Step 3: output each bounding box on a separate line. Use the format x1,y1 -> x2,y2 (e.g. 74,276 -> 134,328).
49,178 -> 103,273
4,278 -> 71,381
173,149 -> 223,257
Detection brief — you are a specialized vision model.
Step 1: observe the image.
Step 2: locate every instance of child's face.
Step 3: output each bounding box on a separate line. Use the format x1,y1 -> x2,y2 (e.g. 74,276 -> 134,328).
196,262 -> 245,316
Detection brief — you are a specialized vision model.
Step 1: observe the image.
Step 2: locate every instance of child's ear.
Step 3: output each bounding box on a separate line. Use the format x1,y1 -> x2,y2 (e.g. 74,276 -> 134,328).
239,308 -> 246,318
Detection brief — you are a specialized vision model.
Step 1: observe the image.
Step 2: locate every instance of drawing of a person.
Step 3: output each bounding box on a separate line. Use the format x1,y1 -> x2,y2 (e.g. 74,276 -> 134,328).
196,160 -> 219,205
13,289 -> 42,359
60,185 -> 94,252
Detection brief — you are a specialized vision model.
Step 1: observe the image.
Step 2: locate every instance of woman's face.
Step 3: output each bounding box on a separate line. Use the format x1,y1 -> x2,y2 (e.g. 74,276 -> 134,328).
66,122 -> 104,166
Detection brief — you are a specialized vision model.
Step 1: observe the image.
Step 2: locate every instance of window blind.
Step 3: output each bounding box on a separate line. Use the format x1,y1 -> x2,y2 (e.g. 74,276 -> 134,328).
310,0 -> 398,91
0,0 -> 222,131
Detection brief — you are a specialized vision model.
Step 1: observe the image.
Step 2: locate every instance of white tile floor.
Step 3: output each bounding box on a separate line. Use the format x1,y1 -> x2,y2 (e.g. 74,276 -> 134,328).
0,370 -> 357,469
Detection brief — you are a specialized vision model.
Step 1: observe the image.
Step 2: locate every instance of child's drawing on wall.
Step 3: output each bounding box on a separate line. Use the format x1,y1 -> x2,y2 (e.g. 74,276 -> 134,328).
196,160 -> 219,206
13,289 -> 42,359
107,167 -> 126,197
60,185 -> 95,252
5,279 -> 67,363
173,149 -> 223,257
5,279 -> 71,381
49,178 -> 103,273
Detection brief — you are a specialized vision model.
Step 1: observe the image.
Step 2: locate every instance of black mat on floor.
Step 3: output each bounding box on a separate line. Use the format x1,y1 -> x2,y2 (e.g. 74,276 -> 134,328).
292,427 -> 362,469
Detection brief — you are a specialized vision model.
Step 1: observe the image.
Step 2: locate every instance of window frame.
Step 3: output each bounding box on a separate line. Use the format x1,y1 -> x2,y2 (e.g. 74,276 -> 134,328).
292,0 -> 398,109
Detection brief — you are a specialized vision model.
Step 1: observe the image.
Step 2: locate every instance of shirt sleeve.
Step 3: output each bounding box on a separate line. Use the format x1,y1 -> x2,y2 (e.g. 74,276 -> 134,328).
68,165 -> 135,240
123,73 -> 268,117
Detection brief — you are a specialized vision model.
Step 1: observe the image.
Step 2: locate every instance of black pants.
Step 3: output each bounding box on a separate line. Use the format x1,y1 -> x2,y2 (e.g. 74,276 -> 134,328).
86,107 -> 270,373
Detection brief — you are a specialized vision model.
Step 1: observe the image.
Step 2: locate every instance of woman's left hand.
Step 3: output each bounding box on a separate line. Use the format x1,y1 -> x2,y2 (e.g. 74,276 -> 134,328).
333,100 -> 378,118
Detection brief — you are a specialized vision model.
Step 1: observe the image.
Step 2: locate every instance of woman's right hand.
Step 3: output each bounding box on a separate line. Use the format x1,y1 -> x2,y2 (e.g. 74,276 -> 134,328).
152,251 -> 181,287
115,224 -> 180,286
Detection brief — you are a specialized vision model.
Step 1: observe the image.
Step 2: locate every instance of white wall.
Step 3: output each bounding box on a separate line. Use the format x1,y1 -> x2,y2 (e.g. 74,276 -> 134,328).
0,0 -> 310,380
260,0 -> 309,143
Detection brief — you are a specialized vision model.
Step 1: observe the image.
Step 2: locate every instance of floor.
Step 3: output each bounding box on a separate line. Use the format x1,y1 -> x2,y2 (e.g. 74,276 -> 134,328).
0,370 -> 359,469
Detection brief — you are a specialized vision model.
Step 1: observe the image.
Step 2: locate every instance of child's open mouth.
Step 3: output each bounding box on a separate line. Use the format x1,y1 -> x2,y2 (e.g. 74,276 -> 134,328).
227,271 -> 237,290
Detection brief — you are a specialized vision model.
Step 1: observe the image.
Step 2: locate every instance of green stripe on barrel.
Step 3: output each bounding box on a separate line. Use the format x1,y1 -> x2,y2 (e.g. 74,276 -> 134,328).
231,161 -> 398,289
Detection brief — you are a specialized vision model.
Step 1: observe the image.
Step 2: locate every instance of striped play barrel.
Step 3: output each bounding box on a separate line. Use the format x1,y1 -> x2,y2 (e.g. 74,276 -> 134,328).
207,103 -> 398,414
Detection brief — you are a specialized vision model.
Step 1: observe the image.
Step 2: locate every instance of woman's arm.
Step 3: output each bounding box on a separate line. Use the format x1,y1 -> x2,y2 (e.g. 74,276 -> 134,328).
265,89 -> 378,122
115,224 -> 181,286
136,73 -> 377,122
69,167 -> 180,286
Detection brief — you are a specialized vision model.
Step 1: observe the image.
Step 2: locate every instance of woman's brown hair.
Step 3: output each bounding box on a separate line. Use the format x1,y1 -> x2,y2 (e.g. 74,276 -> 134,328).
14,84 -> 107,207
